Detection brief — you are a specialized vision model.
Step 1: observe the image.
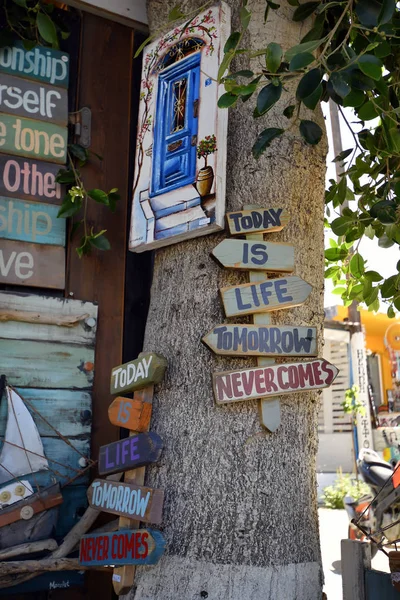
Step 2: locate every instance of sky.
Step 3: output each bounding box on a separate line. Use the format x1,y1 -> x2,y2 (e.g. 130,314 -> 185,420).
323,104 -> 400,310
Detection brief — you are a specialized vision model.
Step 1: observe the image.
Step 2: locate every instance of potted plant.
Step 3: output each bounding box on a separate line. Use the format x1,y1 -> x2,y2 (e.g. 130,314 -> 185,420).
196,134 -> 217,197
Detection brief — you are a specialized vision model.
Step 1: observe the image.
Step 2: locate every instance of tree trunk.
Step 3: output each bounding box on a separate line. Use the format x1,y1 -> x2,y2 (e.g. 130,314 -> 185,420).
128,1 -> 328,598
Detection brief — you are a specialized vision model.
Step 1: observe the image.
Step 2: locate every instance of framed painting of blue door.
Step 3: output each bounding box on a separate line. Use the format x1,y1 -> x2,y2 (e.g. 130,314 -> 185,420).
150,52 -> 200,197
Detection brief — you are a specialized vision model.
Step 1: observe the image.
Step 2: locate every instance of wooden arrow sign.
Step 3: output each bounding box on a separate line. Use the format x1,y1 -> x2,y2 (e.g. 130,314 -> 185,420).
110,352 -> 167,395
108,396 -> 152,432
226,207 -> 289,235
220,275 -> 312,317
79,528 -> 165,567
98,432 -> 163,476
213,359 -> 339,405
202,325 -> 317,357
88,479 -> 164,524
211,239 -> 294,272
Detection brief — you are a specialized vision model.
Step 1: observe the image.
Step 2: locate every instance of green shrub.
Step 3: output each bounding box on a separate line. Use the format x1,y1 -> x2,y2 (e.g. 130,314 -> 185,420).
321,471 -> 370,509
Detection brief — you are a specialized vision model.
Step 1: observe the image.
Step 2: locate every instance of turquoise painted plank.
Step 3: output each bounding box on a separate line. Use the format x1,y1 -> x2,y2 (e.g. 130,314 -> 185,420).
0,114 -> 67,164
55,484 -> 88,539
0,339 -> 95,389
0,388 -> 91,438
366,569 -> 400,599
0,41 -> 70,87
0,572 -> 84,595
0,196 -> 66,246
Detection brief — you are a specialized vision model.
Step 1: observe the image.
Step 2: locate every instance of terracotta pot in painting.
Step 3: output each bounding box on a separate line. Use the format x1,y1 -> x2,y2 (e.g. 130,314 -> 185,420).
196,166 -> 214,197
389,551 -> 400,590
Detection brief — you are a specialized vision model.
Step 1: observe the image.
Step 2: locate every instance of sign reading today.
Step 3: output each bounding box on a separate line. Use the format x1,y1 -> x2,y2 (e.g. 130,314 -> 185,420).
79,529 -> 166,567
226,207 -> 289,235
213,359 -> 339,405
98,432 -> 163,476
202,325 -> 317,357
0,41 -> 69,87
87,479 -> 164,524
220,275 -> 312,317
110,352 -> 167,395
0,115 -> 67,164
212,239 -> 294,272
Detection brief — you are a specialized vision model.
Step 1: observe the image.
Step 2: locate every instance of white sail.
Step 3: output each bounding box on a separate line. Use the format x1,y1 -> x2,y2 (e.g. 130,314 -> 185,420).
0,387 -> 49,484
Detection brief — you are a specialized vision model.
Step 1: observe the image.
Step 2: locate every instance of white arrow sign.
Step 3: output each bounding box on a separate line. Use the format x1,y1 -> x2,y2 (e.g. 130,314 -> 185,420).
211,239 -> 294,272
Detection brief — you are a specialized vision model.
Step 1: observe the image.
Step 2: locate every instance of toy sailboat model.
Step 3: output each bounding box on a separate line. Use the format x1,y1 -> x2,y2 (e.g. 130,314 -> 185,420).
0,383 -> 63,550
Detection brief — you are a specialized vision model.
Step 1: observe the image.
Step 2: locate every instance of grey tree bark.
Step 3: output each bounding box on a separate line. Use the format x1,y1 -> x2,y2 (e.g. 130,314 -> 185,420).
127,2 -> 328,598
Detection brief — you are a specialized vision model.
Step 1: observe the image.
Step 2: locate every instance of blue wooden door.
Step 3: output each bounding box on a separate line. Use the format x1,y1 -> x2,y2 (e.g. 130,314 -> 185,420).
150,53 -> 200,197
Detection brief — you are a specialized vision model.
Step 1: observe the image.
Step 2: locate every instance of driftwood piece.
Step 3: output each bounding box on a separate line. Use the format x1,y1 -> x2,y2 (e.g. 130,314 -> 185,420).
0,473 -> 122,590
0,310 -> 90,327
0,558 -> 111,575
0,539 -> 58,560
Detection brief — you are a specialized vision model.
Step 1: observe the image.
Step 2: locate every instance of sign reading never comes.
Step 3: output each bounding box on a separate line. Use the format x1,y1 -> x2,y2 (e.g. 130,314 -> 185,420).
79,529 -> 166,567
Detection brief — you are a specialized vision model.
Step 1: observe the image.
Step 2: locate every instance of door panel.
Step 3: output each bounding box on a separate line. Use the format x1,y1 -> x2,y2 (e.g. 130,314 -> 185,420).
151,53 -> 200,197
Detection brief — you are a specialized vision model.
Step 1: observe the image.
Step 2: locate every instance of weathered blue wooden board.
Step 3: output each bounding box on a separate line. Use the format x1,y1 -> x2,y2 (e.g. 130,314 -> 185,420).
0,388 -> 91,438
366,569 -> 400,599
0,571 -> 84,595
0,114 -> 67,164
0,292 -> 97,346
0,196 -> 66,246
79,529 -> 166,566
0,339 -> 95,389
0,41 -> 70,87
55,485 -> 88,538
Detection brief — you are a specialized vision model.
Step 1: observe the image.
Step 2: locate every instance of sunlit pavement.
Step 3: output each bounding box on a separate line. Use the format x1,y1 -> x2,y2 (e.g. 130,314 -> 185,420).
319,507 -> 389,599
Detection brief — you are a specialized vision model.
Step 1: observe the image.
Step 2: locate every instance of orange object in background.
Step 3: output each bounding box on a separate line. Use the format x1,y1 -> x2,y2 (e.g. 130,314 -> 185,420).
393,463 -> 400,488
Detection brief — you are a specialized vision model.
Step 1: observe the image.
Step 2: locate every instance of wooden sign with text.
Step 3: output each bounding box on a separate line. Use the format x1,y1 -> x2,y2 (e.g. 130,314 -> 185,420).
0,196 -> 65,246
0,41 -> 69,87
98,432 -> 163,476
87,479 -> 164,524
0,154 -> 63,203
110,353 -> 167,395
79,528 -> 165,567
226,207 -> 289,235
202,325 -> 317,357
0,114 -> 67,164
212,239 -> 294,272
0,74 -> 68,125
108,396 -> 152,432
0,239 -> 65,288
213,359 -> 339,405
220,276 -> 312,317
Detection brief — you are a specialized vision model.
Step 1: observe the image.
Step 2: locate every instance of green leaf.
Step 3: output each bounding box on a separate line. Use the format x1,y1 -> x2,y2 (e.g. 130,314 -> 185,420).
285,38 -> 325,62
333,148 -> 352,162
218,93 -> 237,108
379,0 -> 395,24
394,297 -> 400,312
256,82 -> 282,116
252,128 -> 284,158
302,83 -> 323,110
57,195 -> 82,218
283,104 -> 296,119
293,2 -> 319,21
365,286 -> 379,305
240,6 -> 251,29
378,233 -> 394,248
331,216 -> 353,236
375,41 -> 391,58
56,169 -> 76,184
90,234 -> 111,251
296,68 -> 323,100
69,144 -> 88,163
370,200 -> 397,224
364,270 -> 383,282
168,5 -> 185,21
355,0 -> 381,27
343,90 -> 365,108
350,253 -> 365,278
330,72 -> 351,98
357,55 -> 383,81
37,12 -> 58,47
387,305 -> 396,318
325,247 -> 348,261
224,32 -> 241,53
266,43 -> 282,73
87,189 -> 109,205
357,101 -> 379,121
226,70 -> 254,79
364,224 -> 375,240
289,52 -> 315,71
381,275 -> 398,298
12,0 -> 27,6
299,120 -> 323,145
325,266 -> 341,278
332,287 -> 346,295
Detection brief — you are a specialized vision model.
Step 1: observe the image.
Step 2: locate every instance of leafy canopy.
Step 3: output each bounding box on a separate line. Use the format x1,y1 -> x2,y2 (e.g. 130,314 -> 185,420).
217,0 -> 400,317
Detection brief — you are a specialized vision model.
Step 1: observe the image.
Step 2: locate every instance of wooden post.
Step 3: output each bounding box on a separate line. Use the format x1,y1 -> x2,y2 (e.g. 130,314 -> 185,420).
244,204 -> 281,432
112,385 -> 154,595
341,539 -> 371,600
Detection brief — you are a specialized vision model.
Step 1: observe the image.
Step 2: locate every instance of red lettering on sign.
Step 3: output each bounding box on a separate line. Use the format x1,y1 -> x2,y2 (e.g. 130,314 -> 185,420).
215,375 -> 233,401
141,532 -> 149,558
111,534 -> 118,560
288,365 -> 299,388
321,359 -> 336,385
231,372 -> 243,398
297,363 -> 313,388
254,369 -> 266,394
103,535 -> 110,560
117,534 -> 124,559
277,366 -> 289,390
264,368 -> 278,392
312,361 -> 323,385
242,371 -> 255,396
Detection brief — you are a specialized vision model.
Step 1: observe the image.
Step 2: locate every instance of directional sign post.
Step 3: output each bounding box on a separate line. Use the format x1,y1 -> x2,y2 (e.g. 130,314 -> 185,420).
98,432 -> 163,476
110,352 -> 167,395
79,528 -> 165,567
108,396 -> 152,432
213,359 -> 339,405
226,207 -> 289,235
202,325 -> 317,357
211,239 -> 294,272
220,275 -> 312,318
